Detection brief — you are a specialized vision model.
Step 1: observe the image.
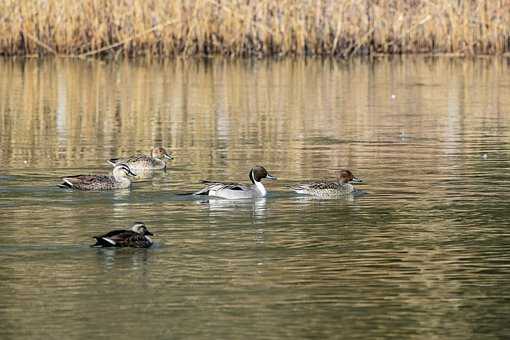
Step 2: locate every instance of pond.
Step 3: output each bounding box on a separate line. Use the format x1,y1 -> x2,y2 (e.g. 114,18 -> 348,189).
1,57 -> 510,339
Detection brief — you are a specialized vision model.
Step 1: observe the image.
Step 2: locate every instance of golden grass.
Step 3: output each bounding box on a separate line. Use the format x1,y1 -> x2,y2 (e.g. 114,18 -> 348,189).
0,0 -> 509,57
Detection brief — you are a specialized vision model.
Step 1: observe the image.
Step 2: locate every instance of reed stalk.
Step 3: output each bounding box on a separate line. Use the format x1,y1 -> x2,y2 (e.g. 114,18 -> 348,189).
0,0 -> 509,57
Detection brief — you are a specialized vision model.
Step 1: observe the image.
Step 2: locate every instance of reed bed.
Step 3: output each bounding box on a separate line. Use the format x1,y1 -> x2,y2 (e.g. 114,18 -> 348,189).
0,0 -> 509,57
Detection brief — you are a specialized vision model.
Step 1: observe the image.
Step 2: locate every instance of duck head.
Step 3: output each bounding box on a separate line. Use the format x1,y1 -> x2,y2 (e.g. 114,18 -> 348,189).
131,222 -> 154,236
337,169 -> 362,184
151,147 -> 174,160
249,166 -> 277,184
113,163 -> 137,178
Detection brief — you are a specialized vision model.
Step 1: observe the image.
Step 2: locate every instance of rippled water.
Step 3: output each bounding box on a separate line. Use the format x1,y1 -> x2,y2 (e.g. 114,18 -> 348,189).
1,57 -> 510,339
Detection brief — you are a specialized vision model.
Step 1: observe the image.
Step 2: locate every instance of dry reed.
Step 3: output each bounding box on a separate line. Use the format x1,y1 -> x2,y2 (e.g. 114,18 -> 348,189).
0,0 -> 509,57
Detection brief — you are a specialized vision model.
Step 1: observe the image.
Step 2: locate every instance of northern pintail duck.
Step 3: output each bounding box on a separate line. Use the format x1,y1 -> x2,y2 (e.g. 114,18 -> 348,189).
192,165 -> 277,199
108,147 -> 173,171
290,170 -> 363,196
91,222 -> 154,248
58,163 -> 136,191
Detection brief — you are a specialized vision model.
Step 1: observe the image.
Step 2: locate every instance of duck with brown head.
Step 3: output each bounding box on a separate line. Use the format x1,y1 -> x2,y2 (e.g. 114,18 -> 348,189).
192,165 -> 277,199
290,169 -> 363,197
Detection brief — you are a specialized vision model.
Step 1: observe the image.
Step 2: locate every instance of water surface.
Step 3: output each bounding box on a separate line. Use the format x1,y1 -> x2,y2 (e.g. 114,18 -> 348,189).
1,57 -> 510,339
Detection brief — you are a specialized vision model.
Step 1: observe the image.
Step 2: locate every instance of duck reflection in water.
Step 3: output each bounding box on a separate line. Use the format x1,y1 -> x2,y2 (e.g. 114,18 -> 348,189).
95,246 -> 152,276
197,197 -> 267,219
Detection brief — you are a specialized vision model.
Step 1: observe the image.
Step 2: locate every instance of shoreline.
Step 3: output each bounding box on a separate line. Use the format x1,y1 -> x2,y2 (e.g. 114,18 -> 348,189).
2,53 -> 510,62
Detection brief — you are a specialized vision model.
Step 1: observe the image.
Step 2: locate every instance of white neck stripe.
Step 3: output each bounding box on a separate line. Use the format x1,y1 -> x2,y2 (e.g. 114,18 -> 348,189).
250,170 -> 257,183
254,181 -> 267,197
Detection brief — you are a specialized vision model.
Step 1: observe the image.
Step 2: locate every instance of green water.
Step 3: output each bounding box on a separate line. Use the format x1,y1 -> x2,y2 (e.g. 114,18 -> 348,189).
1,57 -> 510,339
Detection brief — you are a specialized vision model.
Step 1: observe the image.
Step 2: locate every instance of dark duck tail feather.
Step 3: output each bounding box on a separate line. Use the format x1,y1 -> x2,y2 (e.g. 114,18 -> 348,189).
57,181 -> 73,189
191,187 -> 210,195
177,180 -> 218,196
107,158 -> 120,166
175,189 -> 209,196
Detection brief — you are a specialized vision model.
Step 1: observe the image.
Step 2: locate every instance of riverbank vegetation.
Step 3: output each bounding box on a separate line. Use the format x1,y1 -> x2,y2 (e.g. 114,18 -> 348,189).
1,0 -> 509,58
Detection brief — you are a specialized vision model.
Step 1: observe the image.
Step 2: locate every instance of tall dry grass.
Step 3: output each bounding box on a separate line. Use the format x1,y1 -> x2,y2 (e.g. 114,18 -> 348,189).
0,0 -> 509,57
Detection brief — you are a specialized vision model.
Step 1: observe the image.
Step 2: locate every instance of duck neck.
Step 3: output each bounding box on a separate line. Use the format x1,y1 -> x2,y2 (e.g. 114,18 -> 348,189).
254,180 -> 267,197
113,173 -> 130,184
155,158 -> 166,166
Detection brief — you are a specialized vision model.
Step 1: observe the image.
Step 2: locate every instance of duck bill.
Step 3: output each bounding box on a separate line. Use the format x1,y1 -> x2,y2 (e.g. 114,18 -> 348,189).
127,168 -> 137,177
350,177 -> 363,184
164,154 -> 174,160
266,174 -> 277,180
146,231 -> 154,236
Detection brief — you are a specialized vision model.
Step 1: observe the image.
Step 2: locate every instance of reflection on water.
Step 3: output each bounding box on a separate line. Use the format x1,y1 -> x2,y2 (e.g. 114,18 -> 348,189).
1,57 -> 510,339
199,197 -> 268,219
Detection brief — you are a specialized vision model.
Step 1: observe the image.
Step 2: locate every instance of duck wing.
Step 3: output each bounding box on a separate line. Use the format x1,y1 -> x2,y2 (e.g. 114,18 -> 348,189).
300,181 -> 341,190
92,229 -> 129,247
292,181 -> 355,195
98,229 -> 131,239
193,180 -> 248,195
92,230 -> 151,247
60,175 -> 111,189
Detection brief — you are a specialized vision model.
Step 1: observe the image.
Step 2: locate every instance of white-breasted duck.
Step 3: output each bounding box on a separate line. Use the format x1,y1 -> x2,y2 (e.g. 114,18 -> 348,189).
192,165 -> 277,199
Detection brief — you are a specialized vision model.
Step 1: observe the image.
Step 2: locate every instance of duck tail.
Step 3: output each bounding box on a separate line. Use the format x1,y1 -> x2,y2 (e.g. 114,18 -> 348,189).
57,182 -> 73,189
176,180 -> 214,196
90,237 -> 102,247
282,183 -> 300,192
193,191 -> 209,195
107,158 -> 119,166
191,186 -> 211,195
175,190 -> 209,196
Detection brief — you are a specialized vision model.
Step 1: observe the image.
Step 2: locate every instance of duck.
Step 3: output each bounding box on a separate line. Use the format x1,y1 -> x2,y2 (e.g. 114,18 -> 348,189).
91,222 -> 154,248
58,163 -> 136,191
192,165 -> 277,199
290,170 -> 363,196
107,147 -> 173,171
